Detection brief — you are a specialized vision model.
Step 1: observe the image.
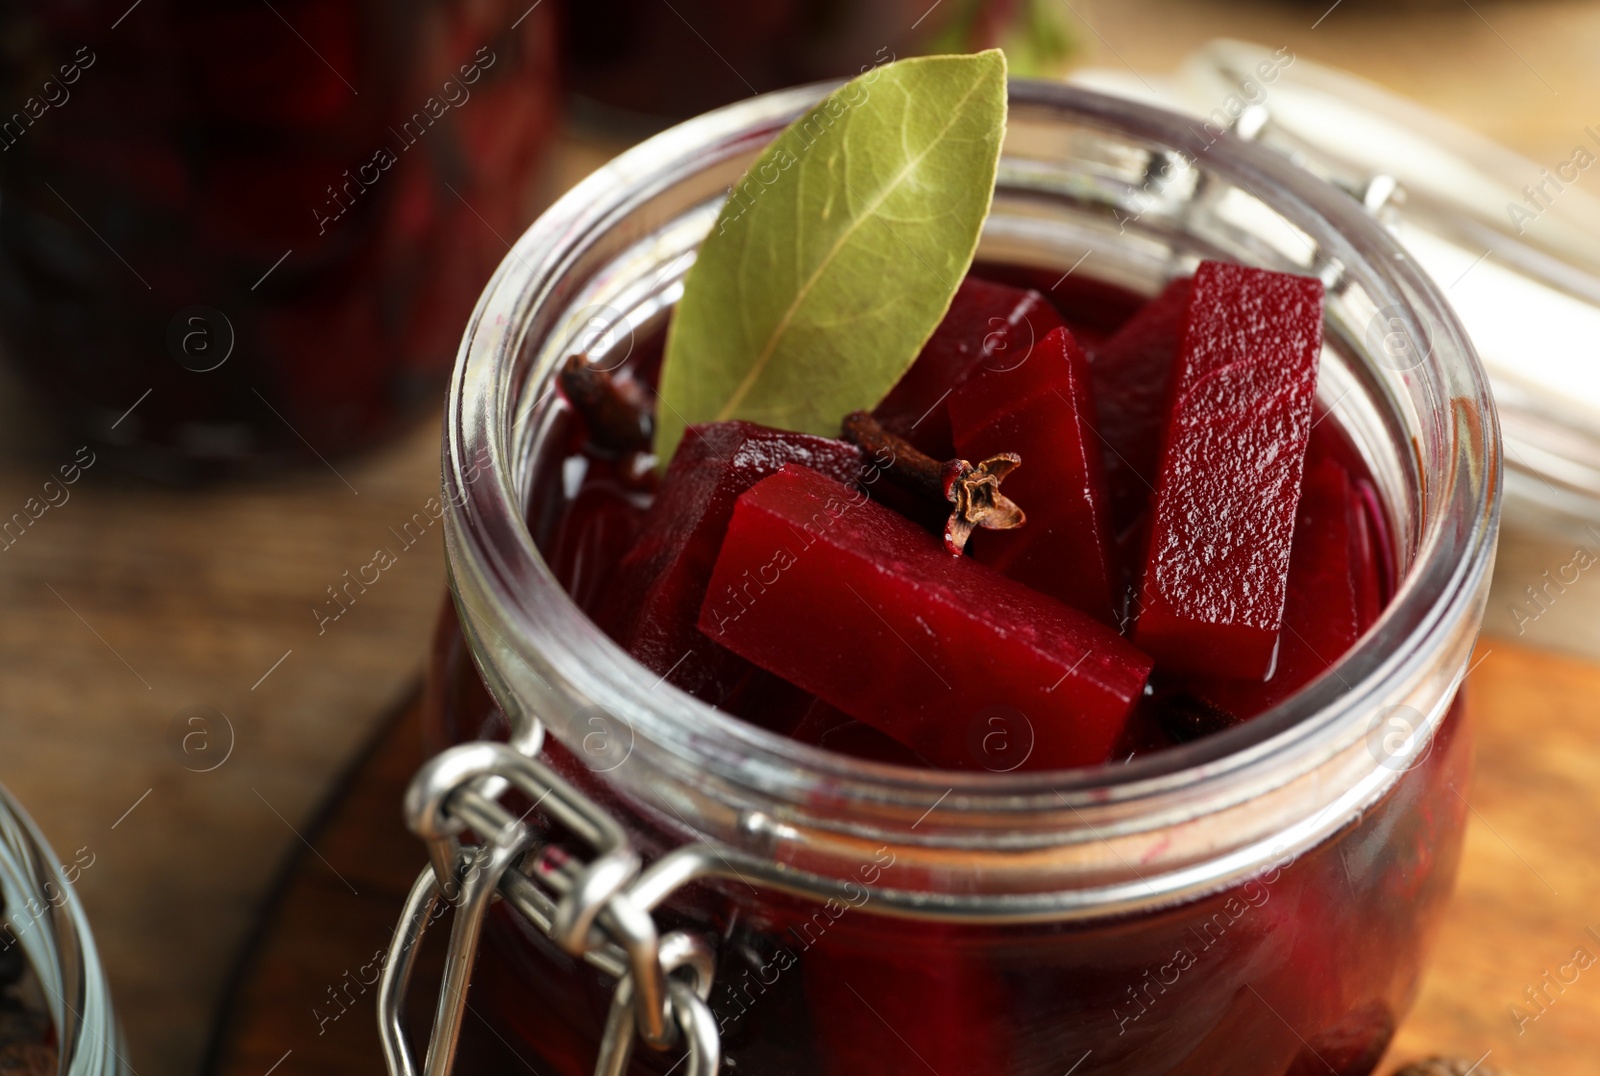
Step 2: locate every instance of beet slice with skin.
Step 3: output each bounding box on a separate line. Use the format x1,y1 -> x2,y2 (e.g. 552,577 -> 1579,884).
1090,276 -> 1194,533
873,277 -> 1063,460
1134,262 -> 1324,680
598,422 -> 864,705
950,325 -> 1119,624
698,464 -> 1152,770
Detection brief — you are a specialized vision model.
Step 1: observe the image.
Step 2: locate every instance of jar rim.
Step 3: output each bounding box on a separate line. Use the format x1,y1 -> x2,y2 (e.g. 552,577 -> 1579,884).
440,79 -> 1499,888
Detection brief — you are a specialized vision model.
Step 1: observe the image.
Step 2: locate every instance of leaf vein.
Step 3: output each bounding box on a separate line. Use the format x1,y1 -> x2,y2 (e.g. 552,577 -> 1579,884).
713,69 -> 994,420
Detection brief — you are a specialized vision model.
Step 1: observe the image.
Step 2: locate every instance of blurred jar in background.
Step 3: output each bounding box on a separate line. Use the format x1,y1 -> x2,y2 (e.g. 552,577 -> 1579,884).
563,0 -> 1073,128
0,0 -> 558,481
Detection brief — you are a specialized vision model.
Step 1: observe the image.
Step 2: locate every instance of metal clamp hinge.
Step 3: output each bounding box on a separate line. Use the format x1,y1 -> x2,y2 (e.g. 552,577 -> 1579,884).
376,734 -> 720,1076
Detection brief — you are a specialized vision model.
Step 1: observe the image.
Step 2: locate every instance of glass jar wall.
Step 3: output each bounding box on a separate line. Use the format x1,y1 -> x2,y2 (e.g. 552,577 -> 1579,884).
409,82 -> 1500,1074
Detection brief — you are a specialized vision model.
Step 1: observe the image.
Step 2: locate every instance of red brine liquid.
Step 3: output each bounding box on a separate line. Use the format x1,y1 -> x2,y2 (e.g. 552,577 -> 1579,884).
424,263 -> 1456,1075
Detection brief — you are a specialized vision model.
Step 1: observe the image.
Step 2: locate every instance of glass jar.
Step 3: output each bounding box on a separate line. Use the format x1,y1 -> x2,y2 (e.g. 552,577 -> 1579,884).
390,80 -> 1500,1075
0,784 -> 124,1075
0,0 -> 557,481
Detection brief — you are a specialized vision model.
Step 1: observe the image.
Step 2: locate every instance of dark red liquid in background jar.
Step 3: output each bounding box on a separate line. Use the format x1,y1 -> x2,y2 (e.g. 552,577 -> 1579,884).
417,270 -> 1470,1073
0,0 -> 557,480
562,0 -> 1034,127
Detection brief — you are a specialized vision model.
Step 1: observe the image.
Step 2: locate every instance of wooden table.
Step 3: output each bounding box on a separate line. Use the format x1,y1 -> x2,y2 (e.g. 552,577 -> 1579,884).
1388,644 -> 1600,1073
0,2 -> 1595,1073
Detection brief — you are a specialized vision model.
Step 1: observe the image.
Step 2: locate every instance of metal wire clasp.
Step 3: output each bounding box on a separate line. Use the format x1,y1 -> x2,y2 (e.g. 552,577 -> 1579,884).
376,736 -> 720,1076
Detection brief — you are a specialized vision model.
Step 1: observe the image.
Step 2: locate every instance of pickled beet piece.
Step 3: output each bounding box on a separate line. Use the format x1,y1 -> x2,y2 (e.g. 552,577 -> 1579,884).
543,464 -> 645,616
949,325 -> 1119,623
1281,458 -> 1369,667
698,465 -> 1152,769
872,277 -> 1063,459
1134,262 -> 1324,680
1091,275 -> 1194,532
599,422 -> 864,705
971,261 -> 1149,344
1186,456 -> 1364,717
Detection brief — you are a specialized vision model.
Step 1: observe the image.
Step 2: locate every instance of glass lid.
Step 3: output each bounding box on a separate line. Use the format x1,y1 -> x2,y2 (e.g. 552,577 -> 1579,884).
1072,38 -> 1600,535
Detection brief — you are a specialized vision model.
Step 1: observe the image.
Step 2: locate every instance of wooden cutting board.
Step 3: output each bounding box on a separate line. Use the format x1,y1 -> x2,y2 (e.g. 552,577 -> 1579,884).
203,639 -> 1600,1076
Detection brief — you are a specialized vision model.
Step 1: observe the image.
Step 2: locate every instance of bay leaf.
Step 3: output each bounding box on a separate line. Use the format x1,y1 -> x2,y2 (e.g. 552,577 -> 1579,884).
655,50 -> 1007,467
